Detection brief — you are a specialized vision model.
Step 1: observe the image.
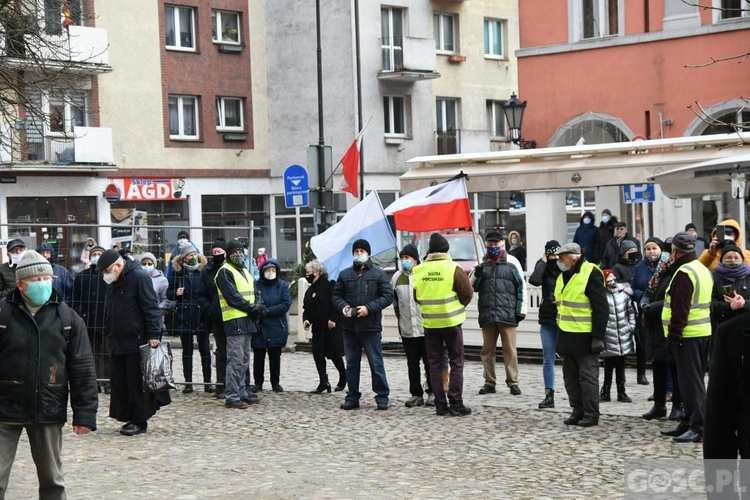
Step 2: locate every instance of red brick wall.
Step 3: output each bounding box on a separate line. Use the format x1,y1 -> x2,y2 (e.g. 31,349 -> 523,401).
158,0 -> 254,150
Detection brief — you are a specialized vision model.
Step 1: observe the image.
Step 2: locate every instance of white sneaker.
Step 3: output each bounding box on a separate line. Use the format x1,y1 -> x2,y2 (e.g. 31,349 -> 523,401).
424,394 -> 435,407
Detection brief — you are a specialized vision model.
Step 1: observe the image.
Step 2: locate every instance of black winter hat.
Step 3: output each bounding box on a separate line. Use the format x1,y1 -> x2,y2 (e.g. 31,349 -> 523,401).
97,249 -> 121,272
685,223 -> 697,231
212,237 -> 227,251
719,240 -> 743,259
177,230 -> 189,240
90,245 -> 106,255
352,239 -> 371,255
428,233 -> 450,253
227,240 -> 244,254
399,244 -> 420,263
544,240 -> 561,256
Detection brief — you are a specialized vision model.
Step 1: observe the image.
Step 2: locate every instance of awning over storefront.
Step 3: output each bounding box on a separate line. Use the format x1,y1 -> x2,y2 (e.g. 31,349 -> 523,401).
400,132 -> 750,194
647,152 -> 750,197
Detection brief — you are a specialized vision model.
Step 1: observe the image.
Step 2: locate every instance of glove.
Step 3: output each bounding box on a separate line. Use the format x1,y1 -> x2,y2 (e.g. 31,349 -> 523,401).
639,301 -> 652,314
248,304 -> 263,320
473,265 -> 484,279
666,333 -> 682,354
515,314 -> 525,325
257,304 -> 269,318
591,338 -> 605,354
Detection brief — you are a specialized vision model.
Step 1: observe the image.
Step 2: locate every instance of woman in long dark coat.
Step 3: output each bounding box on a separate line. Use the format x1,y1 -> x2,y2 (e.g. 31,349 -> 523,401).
303,260 -> 346,393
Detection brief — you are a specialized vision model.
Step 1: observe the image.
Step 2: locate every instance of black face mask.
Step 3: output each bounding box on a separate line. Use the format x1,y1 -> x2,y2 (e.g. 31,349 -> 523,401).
305,274 -> 315,284
212,254 -> 225,265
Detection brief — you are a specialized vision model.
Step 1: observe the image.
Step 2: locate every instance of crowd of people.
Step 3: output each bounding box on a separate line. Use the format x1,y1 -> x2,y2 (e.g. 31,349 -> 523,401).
1,213 -> 748,496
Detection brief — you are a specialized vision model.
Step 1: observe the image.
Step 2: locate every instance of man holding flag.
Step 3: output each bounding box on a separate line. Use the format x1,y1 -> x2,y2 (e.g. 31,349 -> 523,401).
332,239 -> 393,411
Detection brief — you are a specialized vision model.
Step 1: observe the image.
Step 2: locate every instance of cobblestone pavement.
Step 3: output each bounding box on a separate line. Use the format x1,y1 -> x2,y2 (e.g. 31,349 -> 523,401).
6,347 -> 702,499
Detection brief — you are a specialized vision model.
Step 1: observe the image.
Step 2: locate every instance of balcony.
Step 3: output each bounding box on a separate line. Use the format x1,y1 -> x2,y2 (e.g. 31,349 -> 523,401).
378,36 -> 440,82
436,130 -> 460,155
1,126 -> 115,168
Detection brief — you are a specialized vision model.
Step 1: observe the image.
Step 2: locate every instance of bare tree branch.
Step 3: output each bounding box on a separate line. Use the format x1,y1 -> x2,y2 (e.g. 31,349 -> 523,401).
685,50 -> 750,68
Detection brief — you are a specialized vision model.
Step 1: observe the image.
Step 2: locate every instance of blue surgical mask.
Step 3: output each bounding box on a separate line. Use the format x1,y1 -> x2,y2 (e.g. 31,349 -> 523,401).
583,218 -> 591,224
353,254 -> 368,265
601,216 -> 610,224
142,265 -> 154,274
400,259 -> 413,271
23,280 -> 52,306
487,247 -> 502,258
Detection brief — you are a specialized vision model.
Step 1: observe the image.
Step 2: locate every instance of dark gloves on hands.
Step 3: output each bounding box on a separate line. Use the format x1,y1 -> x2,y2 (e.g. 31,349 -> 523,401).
591,338 -> 605,354
258,304 -> 269,318
666,332 -> 682,354
473,265 -> 483,279
515,314 -> 525,325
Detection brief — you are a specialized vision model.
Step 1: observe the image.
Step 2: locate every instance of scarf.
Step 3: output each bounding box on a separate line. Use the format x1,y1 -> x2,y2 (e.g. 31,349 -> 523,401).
715,262 -> 750,283
646,256 -> 675,296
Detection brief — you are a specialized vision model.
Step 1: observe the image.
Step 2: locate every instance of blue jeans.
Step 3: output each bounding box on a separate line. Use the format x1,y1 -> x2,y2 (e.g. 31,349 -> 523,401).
539,323 -> 559,390
225,334 -> 251,404
343,330 -> 389,405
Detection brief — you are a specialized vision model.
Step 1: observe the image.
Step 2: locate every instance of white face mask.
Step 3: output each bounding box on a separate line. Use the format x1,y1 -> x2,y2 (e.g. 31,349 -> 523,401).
557,260 -> 570,272
10,252 -> 25,266
103,272 -> 117,284
264,270 -> 276,280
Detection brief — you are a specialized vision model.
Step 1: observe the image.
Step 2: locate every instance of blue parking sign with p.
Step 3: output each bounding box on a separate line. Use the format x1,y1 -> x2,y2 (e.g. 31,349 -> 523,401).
284,164 -> 309,208
622,184 -> 655,204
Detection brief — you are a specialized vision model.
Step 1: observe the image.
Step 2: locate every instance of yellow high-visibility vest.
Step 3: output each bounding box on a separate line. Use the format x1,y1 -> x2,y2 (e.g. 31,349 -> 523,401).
554,260 -> 601,333
214,263 -> 255,321
662,260 -> 712,338
413,259 -> 465,328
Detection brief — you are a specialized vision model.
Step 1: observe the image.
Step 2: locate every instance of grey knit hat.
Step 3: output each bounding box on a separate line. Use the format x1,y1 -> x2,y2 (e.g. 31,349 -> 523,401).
15,250 -> 53,281
178,243 -> 197,259
140,252 -> 157,264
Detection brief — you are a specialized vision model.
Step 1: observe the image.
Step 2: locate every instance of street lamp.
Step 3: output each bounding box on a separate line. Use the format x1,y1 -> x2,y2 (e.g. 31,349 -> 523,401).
502,92 -> 537,149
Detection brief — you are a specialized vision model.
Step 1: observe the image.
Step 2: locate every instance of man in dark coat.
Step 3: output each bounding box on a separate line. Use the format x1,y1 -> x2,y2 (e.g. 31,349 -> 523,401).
0,238 -> 26,299
595,209 -> 617,264
0,250 -> 97,498
72,245 -> 110,393
600,221 -> 641,270
36,242 -> 73,305
573,211 -> 598,259
332,239 -> 394,411
99,249 -> 167,436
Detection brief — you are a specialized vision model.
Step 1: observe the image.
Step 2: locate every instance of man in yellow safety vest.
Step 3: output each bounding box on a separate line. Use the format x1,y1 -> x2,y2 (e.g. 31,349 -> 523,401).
660,231 -> 713,443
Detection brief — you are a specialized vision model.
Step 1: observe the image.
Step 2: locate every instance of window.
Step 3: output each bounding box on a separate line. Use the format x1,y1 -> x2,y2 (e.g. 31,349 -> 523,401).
580,0 -> 619,39
383,95 -> 406,136
216,97 -> 244,131
45,0 -> 83,34
212,10 -> 241,44
716,0 -> 749,20
47,92 -> 87,135
701,110 -> 750,135
484,19 -> 505,57
433,13 -> 455,53
486,100 -> 506,138
436,98 -> 459,154
381,7 -> 404,70
169,96 -> 199,139
165,6 -> 196,50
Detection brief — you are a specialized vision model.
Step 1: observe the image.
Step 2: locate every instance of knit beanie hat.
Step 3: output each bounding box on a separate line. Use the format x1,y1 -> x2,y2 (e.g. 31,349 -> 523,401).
428,233 -> 450,253
212,237 -> 227,252
719,241 -> 743,259
178,242 -> 196,259
140,252 -> 157,264
619,239 -> 638,254
177,230 -> 189,240
352,239 -> 371,255
90,245 -> 106,255
601,269 -> 616,281
399,244 -> 420,263
602,209 -> 612,216
544,240 -> 561,256
227,240 -> 244,254
97,249 -> 121,272
644,237 -> 664,250
15,250 -> 53,281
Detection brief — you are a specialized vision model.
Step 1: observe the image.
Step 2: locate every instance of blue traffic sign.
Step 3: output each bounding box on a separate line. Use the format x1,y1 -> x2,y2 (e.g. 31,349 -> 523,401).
622,184 -> 655,204
284,164 -> 309,208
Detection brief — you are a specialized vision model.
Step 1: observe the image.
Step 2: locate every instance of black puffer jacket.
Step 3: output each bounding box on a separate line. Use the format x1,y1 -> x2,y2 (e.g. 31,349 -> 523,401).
475,253 -> 524,327
528,258 -> 561,325
332,260 -> 393,333
104,259 -> 163,355
0,290 -> 98,428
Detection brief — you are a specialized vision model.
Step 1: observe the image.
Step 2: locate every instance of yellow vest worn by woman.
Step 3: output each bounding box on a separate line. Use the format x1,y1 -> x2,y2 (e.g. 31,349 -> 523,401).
661,260 -> 712,338
214,263 -> 255,321
413,259 -> 466,328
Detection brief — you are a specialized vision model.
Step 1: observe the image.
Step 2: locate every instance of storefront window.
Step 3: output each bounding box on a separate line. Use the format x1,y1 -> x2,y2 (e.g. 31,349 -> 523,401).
6,196 -> 97,273
202,195 -> 270,262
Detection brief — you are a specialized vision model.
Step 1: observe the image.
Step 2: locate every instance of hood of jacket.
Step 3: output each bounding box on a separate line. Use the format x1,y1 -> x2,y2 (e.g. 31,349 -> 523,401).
580,211 -> 596,225
712,218 -> 744,246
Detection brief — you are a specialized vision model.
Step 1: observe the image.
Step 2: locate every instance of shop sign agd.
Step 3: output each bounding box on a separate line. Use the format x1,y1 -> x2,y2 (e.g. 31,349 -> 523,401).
106,178 -> 186,202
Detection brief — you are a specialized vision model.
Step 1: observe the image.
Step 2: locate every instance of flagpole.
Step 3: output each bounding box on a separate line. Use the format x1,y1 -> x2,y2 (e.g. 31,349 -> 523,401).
458,173 -> 483,266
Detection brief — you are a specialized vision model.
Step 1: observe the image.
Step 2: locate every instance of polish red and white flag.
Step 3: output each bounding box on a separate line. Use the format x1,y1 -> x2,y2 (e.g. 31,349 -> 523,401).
384,177 -> 472,232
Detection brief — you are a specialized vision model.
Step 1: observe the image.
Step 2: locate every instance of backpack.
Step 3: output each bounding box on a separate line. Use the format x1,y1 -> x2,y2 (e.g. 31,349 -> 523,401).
0,298 -> 73,345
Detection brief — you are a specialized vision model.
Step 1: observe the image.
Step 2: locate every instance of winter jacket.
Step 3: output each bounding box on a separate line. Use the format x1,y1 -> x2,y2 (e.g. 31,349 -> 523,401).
0,262 -> 17,298
596,216 -> 618,264
507,230 -> 527,270
72,266 -> 108,334
699,218 -> 750,270
252,271 -> 291,349
332,259 -> 394,333
391,269 -> 424,338
710,266 -> 750,325
146,268 -> 172,332
528,258 -> 561,325
573,211 -> 598,260
104,259 -> 163,355
196,256 -> 224,329
167,254 -> 208,334
600,233 -> 640,271
703,310 -> 750,459
474,252 -> 524,327
0,289 -> 98,429
602,286 -> 636,357
215,261 -> 259,336
632,256 -> 661,305
612,254 -> 637,285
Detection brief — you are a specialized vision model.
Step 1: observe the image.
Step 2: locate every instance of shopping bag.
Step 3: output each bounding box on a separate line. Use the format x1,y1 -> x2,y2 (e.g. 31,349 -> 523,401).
139,342 -> 176,393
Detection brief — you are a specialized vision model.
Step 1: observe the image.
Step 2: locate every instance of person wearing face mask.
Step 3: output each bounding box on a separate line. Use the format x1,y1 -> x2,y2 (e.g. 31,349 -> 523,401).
710,242 -> 750,325
80,237 -> 98,269
391,244 -> 433,408
303,260 -> 346,394
699,219 -> 750,271
0,250 -> 98,498
507,230 -> 527,271
165,230 -> 200,280
97,249 -> 168,435
332,239 -> 393,411
600,269 -> 636,404
684,223 -> 706,256
613,239 -> 648,386
168,244 -> 211,394
596,209 -> 618,265
139,252 -> 173,336
72,245 -> 111,393
573,211 -> 598,262
528,240 -> 563,409
196,238 -> 229,399
37,243 -> 74,305
553,242 -> 608,427
251,259 -> 291,393
0,239 -> 27,299
215,241 -> 265,409
601,222 -> 641,271
473,232 -> 525,397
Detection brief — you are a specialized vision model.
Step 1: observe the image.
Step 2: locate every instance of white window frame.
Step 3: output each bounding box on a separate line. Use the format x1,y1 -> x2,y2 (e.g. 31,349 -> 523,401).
216,97 -> 244,131
712,0 -> 750,22
433,13 -> 456,54
169,95 -> 200,140
44,92 -> 88,136
381,7 -> 404,71
484,18 -> 505,58
383,95 -> 407,137
486,100 -> 506,139
437,98 -> 458,133
212,10 -> 241,44
569,0 -> 622,42
165,5 -> 196,51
